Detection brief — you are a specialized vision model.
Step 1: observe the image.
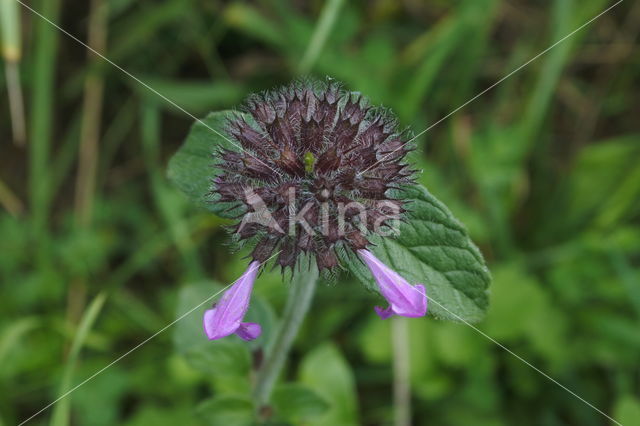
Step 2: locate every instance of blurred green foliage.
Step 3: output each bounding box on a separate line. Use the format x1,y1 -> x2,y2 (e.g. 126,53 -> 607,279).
0,0 -> 638,425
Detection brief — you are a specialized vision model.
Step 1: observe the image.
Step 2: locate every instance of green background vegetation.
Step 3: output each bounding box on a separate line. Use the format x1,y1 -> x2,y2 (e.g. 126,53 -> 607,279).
0,0 -> 638,425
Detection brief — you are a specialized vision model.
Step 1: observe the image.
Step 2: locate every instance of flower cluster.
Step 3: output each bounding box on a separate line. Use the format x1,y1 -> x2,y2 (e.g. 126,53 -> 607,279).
203,80 -> 428,341
214,80 -> 415,272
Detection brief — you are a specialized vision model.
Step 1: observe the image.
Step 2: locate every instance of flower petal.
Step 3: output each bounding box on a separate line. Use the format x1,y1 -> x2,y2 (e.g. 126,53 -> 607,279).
374,306 -> 394,320
235,322 -> 262,341
203,261 -> 261,341
358,249 -> 428,319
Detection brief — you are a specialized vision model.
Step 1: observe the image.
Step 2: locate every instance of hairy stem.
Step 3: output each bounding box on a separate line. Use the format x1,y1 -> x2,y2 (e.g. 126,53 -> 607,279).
392,316 -> 412,426
253,260 -> 319,410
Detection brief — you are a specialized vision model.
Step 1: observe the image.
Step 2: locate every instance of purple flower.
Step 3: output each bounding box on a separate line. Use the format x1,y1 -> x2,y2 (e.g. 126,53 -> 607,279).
358,249 -> 427,319
213,80 -> 415,273
203,261 -> 262,341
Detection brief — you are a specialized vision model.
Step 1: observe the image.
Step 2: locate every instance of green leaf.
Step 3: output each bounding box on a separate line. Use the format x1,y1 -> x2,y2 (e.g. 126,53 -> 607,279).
299,343 -> 359,425
271,383 -> 330,423
614,395 -> 640,426
484,265 -> 568,365
51,293 -> 108,426
357,315 -> 392,363
197,395 -> 255,426
567,135 -> 640,230
0,317 -> 39,366
167,111 -> 245,219
124,404 -> 204,426
342,184 -> 491,323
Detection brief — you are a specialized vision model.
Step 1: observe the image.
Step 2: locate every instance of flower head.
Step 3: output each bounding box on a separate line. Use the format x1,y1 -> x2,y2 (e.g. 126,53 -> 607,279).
203,261 -> 262,341
358,249 -> 427,319
213,80 -> 415,273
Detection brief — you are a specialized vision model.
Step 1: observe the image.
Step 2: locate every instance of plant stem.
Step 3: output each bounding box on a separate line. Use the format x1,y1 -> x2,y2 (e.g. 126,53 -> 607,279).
253,260 -> 319,410
74,0 -> 108,227
66,0 -> 109,346
5,61 -> 27,145
30,0 -> 61,265
1,0 -> 26,145
392,316 -> 411,426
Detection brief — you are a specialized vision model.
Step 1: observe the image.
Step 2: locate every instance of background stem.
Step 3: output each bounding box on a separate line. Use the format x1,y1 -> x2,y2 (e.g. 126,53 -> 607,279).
1,0 -> 26,145
392,316 -> 412,426
74,0 -> 108,227
29,0 -> 61,266
65,0 -> 109,353
252,259 -> 319,411
4,61 -> 26,145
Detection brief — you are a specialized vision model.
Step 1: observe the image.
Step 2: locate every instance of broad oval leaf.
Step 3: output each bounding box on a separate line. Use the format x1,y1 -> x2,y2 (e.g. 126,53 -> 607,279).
167,111 -> 244,218
299,343 -> 359,425
341,184 -> 491,323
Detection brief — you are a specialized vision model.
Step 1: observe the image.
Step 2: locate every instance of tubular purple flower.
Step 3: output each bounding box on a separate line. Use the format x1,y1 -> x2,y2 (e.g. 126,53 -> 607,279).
358,249 -> 427,319
203,261 -> 262,341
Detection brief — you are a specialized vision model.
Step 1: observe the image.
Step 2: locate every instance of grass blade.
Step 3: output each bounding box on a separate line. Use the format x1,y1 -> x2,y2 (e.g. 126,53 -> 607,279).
0,0 -> 21,61
1,0 -> 26,145
29,0 -> 62,258
50,292 -> 108,426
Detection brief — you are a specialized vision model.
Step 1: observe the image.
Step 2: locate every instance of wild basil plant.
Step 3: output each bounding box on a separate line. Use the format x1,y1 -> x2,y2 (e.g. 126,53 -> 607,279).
168,79 -> 490,412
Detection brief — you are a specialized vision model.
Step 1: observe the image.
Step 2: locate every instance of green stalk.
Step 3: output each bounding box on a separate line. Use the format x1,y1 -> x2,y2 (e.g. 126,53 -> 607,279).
0,0 -> 20,60
1,0 -> 26,145
298,0 -> 345,74
29,0 -> 62,261
74,0 -> 108,227
252,259 -> 319,410
65,0 -> 109,346
4,62 -> 26,145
